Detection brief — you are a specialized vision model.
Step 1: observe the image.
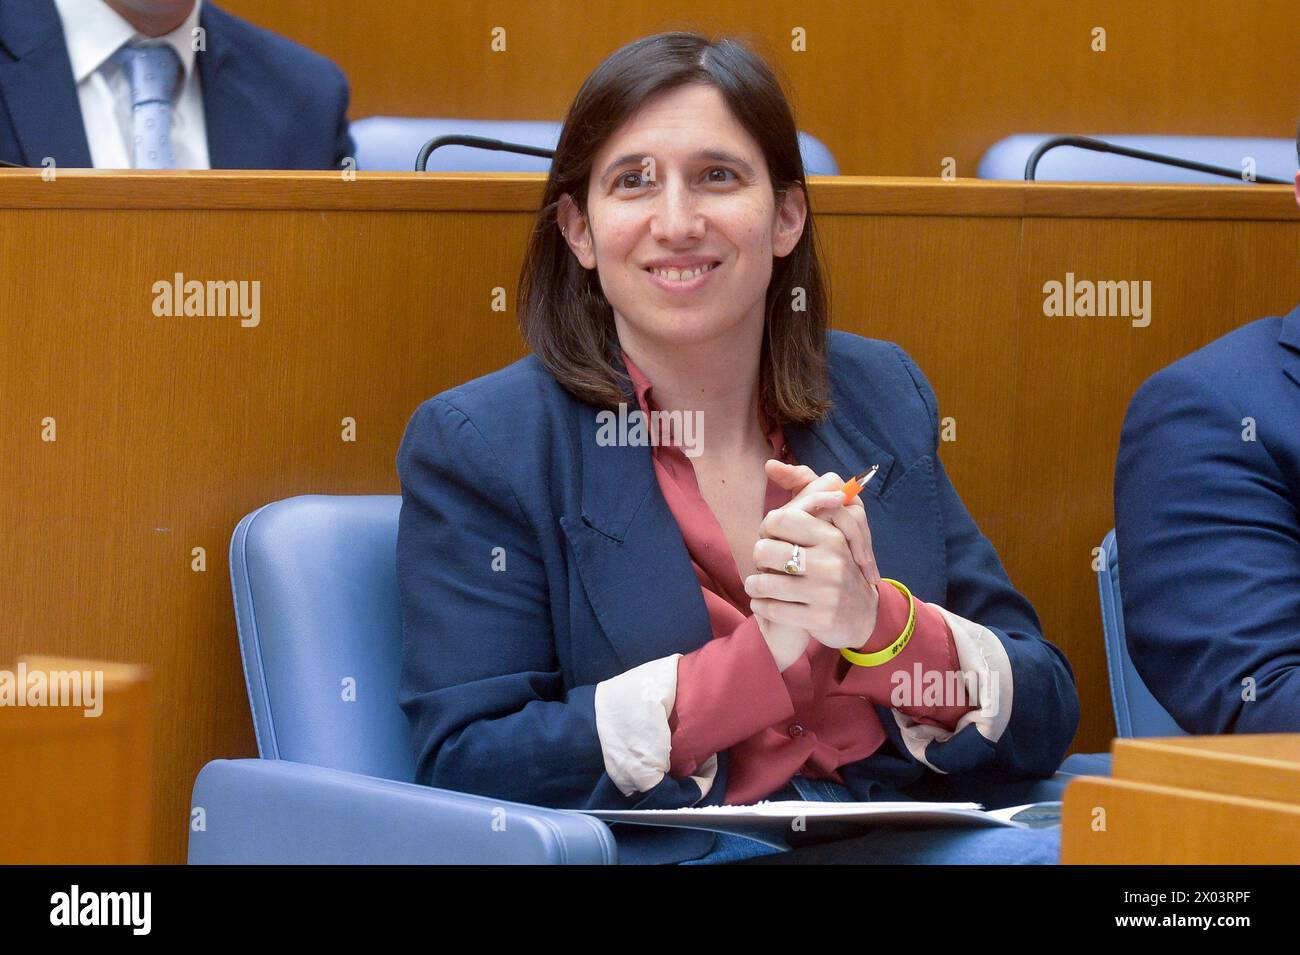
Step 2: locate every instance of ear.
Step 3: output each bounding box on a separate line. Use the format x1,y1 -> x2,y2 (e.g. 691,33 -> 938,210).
772,183 -> 807,259
557,193 -> 597,270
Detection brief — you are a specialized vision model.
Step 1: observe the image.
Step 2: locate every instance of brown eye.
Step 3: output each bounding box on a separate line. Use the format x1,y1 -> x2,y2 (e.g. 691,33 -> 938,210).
616,171 -> 646,190
706,167 -> 737,183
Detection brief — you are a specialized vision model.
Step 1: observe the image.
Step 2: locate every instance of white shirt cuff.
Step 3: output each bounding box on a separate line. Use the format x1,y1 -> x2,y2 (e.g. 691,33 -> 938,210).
593,654 -> 719,801
891,602 -> 1015,773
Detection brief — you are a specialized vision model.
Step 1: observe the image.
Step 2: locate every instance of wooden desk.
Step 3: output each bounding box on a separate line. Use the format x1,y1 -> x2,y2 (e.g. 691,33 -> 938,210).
0,657 -> 154,864
1061,735 -> 1300,863
0,170 -> 1296,861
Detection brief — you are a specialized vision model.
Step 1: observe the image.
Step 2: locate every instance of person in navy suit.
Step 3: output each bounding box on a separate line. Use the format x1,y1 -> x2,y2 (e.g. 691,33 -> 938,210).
0,0 -> 353,169
1113,142 -> 1300,735
395,32 -> 1080,864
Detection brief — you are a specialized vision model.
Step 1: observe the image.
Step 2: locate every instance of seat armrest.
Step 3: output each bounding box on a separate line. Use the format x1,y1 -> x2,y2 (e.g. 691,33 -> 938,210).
1055,751 -> 1113,780
187,759 -> 617,864
929,752 -> 1114,809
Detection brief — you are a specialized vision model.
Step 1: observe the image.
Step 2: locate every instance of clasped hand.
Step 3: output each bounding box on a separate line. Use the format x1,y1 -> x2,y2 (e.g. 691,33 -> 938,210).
744,461 -> 882,661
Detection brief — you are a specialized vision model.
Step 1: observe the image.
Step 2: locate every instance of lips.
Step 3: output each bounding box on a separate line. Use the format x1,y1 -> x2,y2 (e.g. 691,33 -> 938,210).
643,260 -> 722,292
639,259 -> 722,293
646,260 -> 718,275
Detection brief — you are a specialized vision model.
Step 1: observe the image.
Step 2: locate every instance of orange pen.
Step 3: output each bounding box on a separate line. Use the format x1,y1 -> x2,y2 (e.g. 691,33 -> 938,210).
840,465 -> 880,505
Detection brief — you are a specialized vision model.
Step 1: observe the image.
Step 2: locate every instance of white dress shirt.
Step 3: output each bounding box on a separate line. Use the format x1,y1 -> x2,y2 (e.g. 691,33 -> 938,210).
51,0 -> 210,168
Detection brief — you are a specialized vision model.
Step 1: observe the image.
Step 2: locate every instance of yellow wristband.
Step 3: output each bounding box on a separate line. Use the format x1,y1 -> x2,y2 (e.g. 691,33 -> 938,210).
840,578 -> 915,667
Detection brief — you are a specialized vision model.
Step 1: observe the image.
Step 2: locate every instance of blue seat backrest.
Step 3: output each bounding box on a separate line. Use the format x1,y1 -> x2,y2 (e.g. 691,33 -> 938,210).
351,116 -> 840,174
1098,529 -> 1187,738
229,495 -> 417,781
979,133 -> 1297,184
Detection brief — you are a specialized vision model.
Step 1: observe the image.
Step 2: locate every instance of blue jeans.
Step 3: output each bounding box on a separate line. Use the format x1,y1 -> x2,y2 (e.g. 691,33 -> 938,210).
677,775 -> 1060,865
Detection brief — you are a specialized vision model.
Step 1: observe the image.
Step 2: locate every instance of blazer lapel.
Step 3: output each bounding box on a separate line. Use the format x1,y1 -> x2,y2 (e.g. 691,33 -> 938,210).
561,350 -> 900,671
196,6 -> 279,169
560,389 -> 715,672
784,395 -> 897,502
0,6 -> 92,167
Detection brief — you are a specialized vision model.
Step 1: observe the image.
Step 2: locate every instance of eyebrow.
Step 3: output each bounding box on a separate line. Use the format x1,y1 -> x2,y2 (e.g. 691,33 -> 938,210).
598,149 -> 757,184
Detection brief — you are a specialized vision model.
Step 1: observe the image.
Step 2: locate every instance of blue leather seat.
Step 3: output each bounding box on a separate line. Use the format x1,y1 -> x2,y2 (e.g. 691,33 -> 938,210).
350,115 -> 841,174
1097,529 -> 1187,738
188,495 -> 616,863
978,133 -> 1297,184
188,494 -> 1110,863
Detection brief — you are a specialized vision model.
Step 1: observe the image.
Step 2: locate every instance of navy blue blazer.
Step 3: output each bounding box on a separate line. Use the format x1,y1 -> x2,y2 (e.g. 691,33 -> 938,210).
0,0 -> 353,169
1115,305 -> 1300,734
396,330 -> 1080,863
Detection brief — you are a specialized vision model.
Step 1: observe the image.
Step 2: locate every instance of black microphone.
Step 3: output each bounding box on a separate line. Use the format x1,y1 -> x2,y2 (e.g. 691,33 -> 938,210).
0,158 -> 26,168
1024,135 -> 1288,184
414,135 -> 554,172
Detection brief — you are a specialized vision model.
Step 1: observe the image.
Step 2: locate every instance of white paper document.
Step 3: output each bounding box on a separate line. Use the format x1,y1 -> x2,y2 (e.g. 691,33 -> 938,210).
564,800 -> 1061,849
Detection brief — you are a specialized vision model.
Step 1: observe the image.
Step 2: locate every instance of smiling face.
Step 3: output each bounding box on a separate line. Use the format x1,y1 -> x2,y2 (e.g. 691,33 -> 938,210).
557,82 -> 806,352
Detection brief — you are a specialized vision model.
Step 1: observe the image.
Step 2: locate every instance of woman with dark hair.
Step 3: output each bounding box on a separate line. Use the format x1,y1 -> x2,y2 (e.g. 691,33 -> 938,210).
396,31 -> 1080,864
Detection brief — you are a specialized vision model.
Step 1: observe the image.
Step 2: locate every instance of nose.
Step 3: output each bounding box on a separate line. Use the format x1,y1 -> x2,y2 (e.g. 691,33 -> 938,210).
648,177 -> 704,244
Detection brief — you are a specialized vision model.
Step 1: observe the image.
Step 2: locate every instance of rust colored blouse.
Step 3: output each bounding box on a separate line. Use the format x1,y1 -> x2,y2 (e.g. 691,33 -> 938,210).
619,350 -> 976,805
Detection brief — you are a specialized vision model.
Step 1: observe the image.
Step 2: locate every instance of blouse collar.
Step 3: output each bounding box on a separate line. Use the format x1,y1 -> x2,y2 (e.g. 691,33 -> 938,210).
619,346 -> 785,454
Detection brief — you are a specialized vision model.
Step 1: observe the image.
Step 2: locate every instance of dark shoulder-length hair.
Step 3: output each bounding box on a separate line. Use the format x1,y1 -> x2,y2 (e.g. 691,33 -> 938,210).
517,31 -> 833,423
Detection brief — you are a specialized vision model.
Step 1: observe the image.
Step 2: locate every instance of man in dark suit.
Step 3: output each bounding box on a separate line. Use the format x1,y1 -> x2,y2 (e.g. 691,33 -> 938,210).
0,0 -> 353,169
1113,131 -> 1300,734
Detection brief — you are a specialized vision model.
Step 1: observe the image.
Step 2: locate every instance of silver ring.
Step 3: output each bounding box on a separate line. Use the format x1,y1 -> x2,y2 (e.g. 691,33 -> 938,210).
782,543 -> 805,575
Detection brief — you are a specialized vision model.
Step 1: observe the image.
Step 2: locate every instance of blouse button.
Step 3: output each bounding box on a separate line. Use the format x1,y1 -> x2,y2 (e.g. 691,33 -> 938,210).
788,723 -> 804,738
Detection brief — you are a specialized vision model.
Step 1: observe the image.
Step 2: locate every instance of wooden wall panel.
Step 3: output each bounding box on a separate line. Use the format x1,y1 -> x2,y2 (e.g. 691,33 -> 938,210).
216,0 -> 1300,176
1004,218 -> 1300,733
1,171 -> 1296,862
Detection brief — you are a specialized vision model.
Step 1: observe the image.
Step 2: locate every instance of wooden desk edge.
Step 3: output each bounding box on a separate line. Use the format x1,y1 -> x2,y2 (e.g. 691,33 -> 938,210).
0,170 -> 1295,220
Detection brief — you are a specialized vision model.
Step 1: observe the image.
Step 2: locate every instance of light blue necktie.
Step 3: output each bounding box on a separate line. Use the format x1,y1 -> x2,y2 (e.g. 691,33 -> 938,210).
111,42 -> 182,169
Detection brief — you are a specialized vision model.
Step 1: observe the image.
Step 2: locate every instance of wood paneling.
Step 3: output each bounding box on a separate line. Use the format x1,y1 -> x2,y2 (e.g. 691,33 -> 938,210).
216,0 -> 1300,176
1,170 -> 1296,862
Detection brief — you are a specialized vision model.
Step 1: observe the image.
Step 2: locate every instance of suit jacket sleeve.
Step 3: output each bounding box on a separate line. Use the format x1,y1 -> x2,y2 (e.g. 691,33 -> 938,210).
395,396 -> 712,810
889,343 -> 1081,778
328,63 -> 355,169
1115,361 -> 1300,733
